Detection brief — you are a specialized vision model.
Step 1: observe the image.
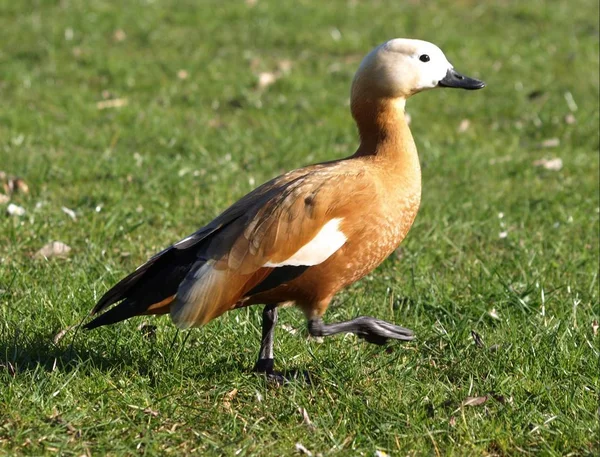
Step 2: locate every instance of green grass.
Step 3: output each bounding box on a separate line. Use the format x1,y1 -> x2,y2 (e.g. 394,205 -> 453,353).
1,0 -> 598,455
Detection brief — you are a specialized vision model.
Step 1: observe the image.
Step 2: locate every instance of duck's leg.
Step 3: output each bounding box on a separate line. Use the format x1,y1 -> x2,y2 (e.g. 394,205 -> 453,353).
308,316 -> 415,345
253,304 -> 278,374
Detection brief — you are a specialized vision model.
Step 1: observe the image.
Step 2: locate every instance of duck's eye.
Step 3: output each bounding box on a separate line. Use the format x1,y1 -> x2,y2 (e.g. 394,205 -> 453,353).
419,54 -> 430,63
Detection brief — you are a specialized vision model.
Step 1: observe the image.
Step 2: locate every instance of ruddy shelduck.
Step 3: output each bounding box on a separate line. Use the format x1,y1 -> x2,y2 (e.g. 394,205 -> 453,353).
86,38 -> 485,376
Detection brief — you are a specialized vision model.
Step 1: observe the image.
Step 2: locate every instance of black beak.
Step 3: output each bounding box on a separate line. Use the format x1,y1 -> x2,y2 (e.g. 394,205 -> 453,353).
438,68 -> 485,90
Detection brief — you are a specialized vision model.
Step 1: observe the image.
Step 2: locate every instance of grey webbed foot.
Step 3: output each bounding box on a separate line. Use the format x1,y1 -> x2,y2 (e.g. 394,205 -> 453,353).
308,316 -> 415,345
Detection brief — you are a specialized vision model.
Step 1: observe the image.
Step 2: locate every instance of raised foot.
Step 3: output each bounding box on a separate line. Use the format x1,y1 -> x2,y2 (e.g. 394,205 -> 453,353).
354,317 -> 415,345
308,316 -> 415,345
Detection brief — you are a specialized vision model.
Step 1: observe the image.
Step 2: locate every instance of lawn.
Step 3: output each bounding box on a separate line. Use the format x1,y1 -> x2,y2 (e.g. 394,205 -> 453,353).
0,0 -> 598,455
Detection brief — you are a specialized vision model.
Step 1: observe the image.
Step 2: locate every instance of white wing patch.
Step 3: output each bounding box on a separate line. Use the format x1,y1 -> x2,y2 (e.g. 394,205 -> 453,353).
264,218 -> 347,267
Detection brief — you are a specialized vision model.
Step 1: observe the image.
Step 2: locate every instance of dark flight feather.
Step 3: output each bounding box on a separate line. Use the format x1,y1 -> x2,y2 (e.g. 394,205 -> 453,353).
246,265 -> 309,297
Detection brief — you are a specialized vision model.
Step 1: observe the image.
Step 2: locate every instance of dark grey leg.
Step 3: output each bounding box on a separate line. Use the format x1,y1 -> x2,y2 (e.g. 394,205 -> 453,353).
253,304 -> 278,373
308,316 -> 415,345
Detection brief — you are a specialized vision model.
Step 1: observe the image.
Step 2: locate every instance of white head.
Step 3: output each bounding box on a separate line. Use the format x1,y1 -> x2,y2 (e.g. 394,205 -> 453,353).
351,38 -> 484,101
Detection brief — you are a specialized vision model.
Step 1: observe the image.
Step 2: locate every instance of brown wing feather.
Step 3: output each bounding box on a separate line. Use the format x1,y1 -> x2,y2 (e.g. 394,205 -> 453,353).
170,162 -> 368,328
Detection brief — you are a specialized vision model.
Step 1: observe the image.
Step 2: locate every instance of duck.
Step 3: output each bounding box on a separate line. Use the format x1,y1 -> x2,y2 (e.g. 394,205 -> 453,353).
85,38 -> 484,375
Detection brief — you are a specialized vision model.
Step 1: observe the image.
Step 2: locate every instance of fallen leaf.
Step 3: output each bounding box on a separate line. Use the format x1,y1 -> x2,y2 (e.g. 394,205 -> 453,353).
295,443 -> 312,456
457,119 -> 471,133
35,241 -> 71,259
113,29 -> 127,42
223,388 -> 238,412
5,177 -> 29,195
533,157 -> 563,171
61,206 -> 77,221
0,194 -> 9,204
593,320 -> 598,337
281,324 -> 298,335
97,98 -> 128,110
539,138 -> 560,148
298,407 -> 315,430
257,72 -> 278,90
53,325 -> 76,344
461,395 -> 488,407
471,330 -> 484,348
7,203 -> 25,216
224,388 -> 238,401
15,178 -> 29,194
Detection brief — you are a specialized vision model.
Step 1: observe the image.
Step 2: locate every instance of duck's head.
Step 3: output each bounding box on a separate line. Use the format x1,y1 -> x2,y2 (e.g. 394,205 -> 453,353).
351,38 -> 485,103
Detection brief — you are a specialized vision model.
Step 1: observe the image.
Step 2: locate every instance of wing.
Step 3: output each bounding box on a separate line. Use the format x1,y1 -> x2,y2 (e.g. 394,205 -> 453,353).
170,163 -> 369,328
86,161 -> 369,330
86,169 -> 309,325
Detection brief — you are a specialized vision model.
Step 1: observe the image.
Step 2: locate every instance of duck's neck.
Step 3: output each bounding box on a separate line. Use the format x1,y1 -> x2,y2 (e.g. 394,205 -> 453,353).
351,95 -> 422,222
351,97 -> 417,164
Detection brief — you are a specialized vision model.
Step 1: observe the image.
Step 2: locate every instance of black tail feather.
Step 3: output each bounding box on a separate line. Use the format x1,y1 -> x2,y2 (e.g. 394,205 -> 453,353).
84,299 -> 141,330
91,261 -> 157,315
87,248 -> 200,328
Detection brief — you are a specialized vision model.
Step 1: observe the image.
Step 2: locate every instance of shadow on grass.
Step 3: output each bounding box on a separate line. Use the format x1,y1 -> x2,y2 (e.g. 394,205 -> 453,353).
0,330 -> 330,389
1,328 -> 139,374
0,327 -> 251,381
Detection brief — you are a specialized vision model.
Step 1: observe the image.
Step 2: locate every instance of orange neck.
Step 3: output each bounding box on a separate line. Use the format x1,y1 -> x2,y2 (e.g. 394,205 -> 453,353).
351,97 -> 419,172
